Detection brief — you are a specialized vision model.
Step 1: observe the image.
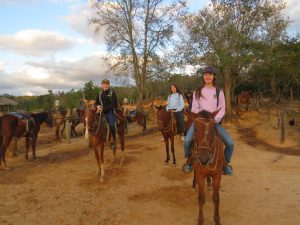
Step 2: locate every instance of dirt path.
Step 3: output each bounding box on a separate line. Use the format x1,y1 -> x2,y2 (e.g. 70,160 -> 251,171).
0,120 -> 300,225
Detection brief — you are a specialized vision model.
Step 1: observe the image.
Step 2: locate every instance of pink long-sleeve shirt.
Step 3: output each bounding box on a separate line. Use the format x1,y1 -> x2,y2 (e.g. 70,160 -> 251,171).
191,86 -> 225,123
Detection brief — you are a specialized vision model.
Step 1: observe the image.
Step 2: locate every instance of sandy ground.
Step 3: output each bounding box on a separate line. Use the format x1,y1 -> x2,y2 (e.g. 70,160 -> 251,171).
0,109 -> 300,225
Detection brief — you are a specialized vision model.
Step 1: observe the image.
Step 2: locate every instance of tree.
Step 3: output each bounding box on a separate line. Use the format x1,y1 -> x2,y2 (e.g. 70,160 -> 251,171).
180,0 -> 290,119
82,80 -> 100,100
90,0 -> 187,109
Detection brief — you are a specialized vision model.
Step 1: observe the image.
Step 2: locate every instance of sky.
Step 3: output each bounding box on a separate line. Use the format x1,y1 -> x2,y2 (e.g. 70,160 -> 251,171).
0,0 -> 299,96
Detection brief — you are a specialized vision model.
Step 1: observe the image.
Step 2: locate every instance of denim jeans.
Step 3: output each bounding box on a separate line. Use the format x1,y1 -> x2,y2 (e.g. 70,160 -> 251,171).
105,111 -> 116,141
183,122 -> 234,163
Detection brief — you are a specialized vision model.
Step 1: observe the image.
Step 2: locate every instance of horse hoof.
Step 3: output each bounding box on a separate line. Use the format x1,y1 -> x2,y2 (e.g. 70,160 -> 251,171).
0,166 -> 10,171
164,161 -> 169,165
172,163 -> 177,167
99,177 -> 105,183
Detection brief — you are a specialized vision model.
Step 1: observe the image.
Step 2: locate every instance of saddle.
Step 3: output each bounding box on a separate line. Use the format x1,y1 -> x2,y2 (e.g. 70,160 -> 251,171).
8,112 -> 35,135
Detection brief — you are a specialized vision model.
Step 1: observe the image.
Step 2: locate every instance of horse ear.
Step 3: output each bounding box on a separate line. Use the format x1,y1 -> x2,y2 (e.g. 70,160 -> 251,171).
211,109 -> 221,119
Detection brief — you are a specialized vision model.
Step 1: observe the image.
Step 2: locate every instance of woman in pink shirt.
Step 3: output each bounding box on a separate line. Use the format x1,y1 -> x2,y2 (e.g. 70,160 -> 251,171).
183,66 -> 234,175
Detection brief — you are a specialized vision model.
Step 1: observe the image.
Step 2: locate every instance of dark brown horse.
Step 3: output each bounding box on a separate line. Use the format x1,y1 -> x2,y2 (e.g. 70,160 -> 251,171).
0,111 -> 53,170
155,105 -> 177,165
85,108 -> 126,182
236,91 -> 252,115
191,110 -> 225,225
185,91 -> 193,111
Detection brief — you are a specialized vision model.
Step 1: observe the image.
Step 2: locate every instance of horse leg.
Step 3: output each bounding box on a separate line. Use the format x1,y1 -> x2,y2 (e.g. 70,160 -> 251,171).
164,137 -> 170,165
197,174 -> 206,225
170,135 -> 176,166
192,170 -> 196,188
0,135 -> 13,170
32,137 -> 38,160
55,125 -> 60,140
118,131 -> 125,166
25,136 -> 30,160
92,140 -> 101,176
207,176 -> 212,191
212,174 -> 222,225
61,122 -> 66,139
99,142 -> 105,182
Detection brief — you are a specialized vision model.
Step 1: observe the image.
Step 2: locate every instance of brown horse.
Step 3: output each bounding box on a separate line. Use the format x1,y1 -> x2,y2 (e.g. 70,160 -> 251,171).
236,91 -> 252,115
191,110 -> 225,225
53,108 -> 86,140
0,111 -> 53,170
123,108 -> 147,134
155,105 -> 177,165
85,108 -> 125,182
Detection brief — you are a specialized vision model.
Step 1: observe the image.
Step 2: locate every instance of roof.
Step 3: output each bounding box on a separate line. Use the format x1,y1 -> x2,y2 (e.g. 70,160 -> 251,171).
0,97 -> 19,106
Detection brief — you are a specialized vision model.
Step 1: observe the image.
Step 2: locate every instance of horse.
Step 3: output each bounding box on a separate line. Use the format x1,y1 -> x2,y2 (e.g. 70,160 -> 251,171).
236,91 -> 252,115
123,107 -> 147,134
0,111 -> 53,170
85,108 -> 126,182
53,109 -> 66,140
191,110 -> 225,225
53,108 -> 86,140
155,105 -> 177,166
185,91 -> 193,111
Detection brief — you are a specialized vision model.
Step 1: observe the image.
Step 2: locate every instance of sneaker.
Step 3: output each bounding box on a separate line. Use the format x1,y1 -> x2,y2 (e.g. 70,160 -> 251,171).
180,135 -> 185,142
223,164 -> 234,176
182,163 -> 193,173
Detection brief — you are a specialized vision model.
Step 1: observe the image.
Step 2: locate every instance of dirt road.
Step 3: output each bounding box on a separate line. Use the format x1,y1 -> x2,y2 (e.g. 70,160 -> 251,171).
1,117 -> 300,225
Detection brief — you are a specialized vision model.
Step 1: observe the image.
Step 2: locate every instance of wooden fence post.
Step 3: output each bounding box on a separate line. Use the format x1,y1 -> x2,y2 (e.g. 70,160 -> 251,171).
280,111 -> 286,144
65,108 -> 71,144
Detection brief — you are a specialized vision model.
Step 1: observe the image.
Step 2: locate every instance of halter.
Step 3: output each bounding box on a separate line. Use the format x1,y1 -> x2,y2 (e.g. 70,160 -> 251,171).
193,117 -> 217,167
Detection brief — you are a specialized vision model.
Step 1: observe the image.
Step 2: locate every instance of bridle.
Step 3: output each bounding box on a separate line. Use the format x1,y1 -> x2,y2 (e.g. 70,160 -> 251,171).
157,111 -> 176,134
193,117 -> 218,167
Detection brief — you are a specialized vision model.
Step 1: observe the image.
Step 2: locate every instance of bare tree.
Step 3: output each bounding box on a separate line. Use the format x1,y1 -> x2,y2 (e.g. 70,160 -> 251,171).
89,0 -> 187,109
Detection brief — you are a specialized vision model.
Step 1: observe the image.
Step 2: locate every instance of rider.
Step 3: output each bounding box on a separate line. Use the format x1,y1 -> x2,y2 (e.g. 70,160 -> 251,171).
166,84 -> 185,142
95,79 -> 118,150
183,66 -> 234,175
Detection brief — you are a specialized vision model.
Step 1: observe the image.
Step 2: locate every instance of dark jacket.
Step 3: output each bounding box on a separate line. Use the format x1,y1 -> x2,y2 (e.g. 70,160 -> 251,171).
95,89 -> 117,113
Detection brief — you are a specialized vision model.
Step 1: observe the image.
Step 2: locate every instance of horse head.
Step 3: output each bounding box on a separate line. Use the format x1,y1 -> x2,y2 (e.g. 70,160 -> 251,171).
155,105 -> 171,131
193,109 -> 220,165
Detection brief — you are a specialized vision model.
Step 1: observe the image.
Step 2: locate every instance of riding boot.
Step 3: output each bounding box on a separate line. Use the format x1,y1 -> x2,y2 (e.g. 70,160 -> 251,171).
109,126 -> 117,150
182,157 -> 193,173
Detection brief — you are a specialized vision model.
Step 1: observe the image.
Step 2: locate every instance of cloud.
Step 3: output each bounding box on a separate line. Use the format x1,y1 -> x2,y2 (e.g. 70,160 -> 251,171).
286,0 -> 300,33
0,30 -> 76,56
62,2 -> 105,42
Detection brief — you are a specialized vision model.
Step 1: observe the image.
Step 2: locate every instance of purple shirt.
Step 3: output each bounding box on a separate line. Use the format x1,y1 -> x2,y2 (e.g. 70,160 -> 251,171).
191,86 -> 225,123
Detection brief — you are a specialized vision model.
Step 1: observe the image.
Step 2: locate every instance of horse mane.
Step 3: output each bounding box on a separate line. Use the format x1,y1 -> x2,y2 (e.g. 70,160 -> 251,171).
198,110 -> 211,119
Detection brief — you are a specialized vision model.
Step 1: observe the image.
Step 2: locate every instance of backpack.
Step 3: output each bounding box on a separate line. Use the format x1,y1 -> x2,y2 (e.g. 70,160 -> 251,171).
216,88 -> 220,107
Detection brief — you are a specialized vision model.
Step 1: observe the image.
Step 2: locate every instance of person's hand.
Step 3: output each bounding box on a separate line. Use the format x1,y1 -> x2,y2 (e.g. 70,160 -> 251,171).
97,105 -> 103,112
170,109 -> 176,113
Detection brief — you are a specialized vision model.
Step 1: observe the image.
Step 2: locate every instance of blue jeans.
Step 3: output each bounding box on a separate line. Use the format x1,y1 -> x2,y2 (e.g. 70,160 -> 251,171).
105,111 -> 116,141
184,122 -> 234,163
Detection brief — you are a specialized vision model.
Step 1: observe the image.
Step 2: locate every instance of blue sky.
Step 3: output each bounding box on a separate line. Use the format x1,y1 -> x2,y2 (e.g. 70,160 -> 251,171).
0,0 -> 299,96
